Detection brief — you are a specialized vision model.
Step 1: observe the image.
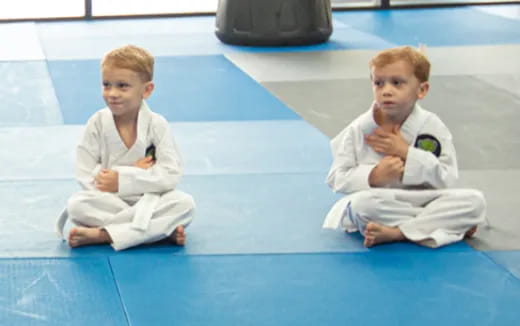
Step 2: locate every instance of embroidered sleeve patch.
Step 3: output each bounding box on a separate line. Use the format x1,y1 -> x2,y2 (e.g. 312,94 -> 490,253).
414,134 -> 441,157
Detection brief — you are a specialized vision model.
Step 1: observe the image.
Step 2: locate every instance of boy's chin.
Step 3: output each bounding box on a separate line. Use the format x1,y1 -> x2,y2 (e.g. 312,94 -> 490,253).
380,106 -> 413,121
379,105 -> 400,114
380,103 -> 413,113
108,107 -> 123,115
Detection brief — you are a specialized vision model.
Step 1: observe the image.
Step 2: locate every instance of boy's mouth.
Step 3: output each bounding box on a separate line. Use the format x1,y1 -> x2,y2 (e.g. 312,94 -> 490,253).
381,101 -> 396,107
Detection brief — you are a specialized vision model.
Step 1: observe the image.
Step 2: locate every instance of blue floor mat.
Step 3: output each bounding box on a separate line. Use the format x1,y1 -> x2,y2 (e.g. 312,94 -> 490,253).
37,16 -> 218,39
47,55 -> 299,124
39,6 -> 519,60
37,16 -> 227,59
110,251 -> 520,326
39,26 -> 344,58
0,174 -> 345,257
485,250 -> 520,280
1,121 -> 329,181
176,120 -> 329,175
329,26 -> 396,50
0,125 -> 78,181
180,173 -> 473,255
0,258 -> 127,325
334,6 -> 520,46
12,5 -> 520,63
0,61 -> 62,127
0,173 -> 474,258
180,173 -> 358,255
35,15 -> 375,59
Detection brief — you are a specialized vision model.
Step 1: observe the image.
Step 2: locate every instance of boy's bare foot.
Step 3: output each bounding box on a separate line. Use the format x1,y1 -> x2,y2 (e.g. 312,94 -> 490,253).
169,225 -> 186,246
363,222 -> 405,248
68,227 -> 111,248
464,226 -> 477,238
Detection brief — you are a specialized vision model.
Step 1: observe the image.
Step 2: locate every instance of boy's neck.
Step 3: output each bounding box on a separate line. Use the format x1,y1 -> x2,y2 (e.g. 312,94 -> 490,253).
114,115 -> 138,127
374,104 -> 414,130
114,108 -> 139,127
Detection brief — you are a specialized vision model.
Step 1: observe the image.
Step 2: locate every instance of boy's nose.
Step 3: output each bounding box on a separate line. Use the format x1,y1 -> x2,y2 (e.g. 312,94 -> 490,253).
382,84 -> 393,96
106,88 -> 120,97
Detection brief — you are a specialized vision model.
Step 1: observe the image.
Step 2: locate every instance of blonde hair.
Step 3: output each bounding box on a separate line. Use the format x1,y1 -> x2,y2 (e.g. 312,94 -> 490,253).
369,46 -> 430,82
101,45 -> 154,82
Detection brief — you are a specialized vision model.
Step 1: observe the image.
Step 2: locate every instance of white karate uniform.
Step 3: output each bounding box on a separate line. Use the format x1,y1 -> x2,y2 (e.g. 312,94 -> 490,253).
323,103 -> 486,248
56,101 -> 195,251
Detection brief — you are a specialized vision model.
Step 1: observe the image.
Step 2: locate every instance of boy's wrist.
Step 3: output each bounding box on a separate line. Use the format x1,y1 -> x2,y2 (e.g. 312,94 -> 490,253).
397,145 -> 409,160
369,166 -> 382,187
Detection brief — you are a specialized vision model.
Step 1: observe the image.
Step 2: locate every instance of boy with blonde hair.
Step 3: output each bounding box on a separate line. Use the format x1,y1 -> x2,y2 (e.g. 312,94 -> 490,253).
323,46 -> 486,248
57,45 -> 195,251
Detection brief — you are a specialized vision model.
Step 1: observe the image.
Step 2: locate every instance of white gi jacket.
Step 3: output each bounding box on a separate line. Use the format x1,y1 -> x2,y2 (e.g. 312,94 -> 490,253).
56,101 -> 183,237
323,103 -> 459,230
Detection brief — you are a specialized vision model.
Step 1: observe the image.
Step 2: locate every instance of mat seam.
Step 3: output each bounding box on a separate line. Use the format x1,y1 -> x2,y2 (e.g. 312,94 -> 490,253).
108,257 -> 132,326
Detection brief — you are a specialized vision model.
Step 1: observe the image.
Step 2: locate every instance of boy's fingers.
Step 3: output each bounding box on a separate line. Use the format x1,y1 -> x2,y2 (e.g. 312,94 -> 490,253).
374,128 -> 389,137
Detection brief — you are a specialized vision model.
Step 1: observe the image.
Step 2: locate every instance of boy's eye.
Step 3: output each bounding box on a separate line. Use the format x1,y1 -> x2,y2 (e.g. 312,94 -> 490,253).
392,79 -> 404,86
116,83 -> 130,88
373,80 -> 383,87
102,81 -> 110,87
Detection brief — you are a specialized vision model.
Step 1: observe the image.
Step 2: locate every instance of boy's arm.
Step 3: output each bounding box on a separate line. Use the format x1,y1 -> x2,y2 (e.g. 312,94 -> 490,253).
326,127 -> 376,193
368,156 -> 404,187
116,122 -> 182,197
76,121 -> 102,190
402,127 -> 458,189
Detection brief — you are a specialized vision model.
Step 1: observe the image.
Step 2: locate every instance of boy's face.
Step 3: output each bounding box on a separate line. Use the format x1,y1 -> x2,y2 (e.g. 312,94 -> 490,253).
101,66 -> 154,118
370,60 -> 429,122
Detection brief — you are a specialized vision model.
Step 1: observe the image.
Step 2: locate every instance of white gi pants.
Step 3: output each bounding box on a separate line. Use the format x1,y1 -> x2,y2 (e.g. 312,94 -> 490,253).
66,190 -> 195,251
341,188 -> 486,248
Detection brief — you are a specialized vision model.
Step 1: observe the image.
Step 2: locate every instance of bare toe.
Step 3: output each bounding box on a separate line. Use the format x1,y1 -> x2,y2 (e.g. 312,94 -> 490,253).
68,228 -> 80,247
170,225 -> 186,246
363,223 -> 376,247
465,226 -> 477,238
363,222 -> 404,247
68,227 -> 110,248
364,235 -> 375,247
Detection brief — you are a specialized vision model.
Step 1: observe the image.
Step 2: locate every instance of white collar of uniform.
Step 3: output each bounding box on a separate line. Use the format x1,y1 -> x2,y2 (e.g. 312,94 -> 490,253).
136,100 -> 153,146
100,100 -> 153,154
399,103 -> 427,142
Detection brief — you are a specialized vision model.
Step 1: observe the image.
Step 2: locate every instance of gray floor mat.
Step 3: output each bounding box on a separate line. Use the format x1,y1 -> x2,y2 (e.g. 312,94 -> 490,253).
460,170 -> 520,251
263,75 -> 520,170
226,45 -> 520,83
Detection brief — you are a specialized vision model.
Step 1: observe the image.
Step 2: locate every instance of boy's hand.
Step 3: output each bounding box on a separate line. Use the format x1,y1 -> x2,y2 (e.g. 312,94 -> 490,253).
369,156 -> 404,187
95,169 -> 119,192
365,126 -> 409,159
134,156 -> 155,169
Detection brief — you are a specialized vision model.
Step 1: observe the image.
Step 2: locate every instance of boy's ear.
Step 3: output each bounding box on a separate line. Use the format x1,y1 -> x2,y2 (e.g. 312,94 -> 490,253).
417,81 -> 429,99
143,81 -> 155,99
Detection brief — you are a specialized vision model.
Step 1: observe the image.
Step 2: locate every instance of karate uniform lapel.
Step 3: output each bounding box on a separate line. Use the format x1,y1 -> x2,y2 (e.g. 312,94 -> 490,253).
133,101 -> 153,158
399,104 -> 427,145
101,102 -> 152,167
101,108 -> 129,167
